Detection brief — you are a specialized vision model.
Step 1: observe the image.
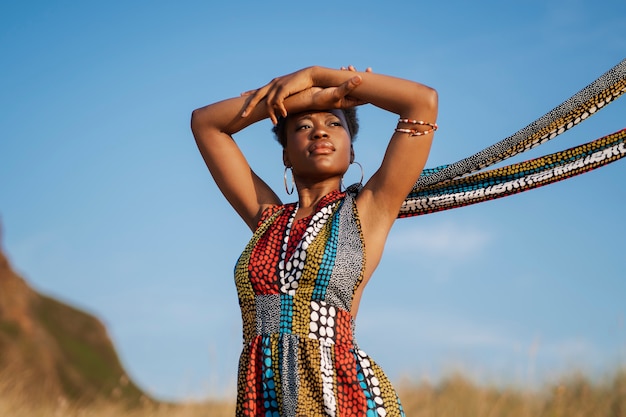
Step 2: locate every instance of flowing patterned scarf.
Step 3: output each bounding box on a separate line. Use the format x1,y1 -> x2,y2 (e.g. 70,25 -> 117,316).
399,59 -> 626,218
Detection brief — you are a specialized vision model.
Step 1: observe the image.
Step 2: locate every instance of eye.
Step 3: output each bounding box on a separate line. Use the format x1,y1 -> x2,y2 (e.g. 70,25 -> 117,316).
296,123 -> 311,131
329,120 -> 343,127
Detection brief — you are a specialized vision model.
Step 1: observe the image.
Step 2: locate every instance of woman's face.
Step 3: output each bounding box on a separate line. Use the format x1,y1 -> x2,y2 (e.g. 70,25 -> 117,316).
283,110 -> 353,183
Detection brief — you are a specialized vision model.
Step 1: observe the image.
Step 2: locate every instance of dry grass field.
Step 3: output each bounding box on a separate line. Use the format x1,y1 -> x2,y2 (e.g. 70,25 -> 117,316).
2,369 -> 624,417
397,370 -> 626,417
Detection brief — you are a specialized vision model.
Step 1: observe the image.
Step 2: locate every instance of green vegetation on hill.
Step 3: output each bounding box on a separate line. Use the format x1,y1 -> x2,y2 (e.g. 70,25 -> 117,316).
35,294 -> 147,405
0,230 -> 153,408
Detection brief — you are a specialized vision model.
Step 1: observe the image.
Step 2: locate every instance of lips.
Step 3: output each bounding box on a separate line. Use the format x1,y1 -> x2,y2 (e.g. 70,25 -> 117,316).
309,141 -> 335,154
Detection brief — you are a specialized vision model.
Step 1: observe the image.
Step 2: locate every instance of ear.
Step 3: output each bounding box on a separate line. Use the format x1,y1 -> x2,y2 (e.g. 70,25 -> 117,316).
283,148 -> 290,167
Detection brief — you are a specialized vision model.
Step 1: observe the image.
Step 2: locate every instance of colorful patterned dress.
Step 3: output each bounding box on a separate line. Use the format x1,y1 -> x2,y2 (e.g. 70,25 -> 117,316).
234,189 -> 406,417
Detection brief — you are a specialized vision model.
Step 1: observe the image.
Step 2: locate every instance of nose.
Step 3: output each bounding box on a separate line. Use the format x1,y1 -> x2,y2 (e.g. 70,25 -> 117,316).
311,124 -> 329,139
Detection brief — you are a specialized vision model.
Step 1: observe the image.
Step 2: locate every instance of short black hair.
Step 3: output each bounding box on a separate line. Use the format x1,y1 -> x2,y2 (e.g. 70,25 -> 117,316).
272,107 -> 359,148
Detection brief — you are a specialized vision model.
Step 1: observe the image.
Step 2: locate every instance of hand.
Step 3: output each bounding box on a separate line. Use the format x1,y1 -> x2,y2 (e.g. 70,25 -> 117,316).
240,66 -> 371,124
240,67 -> 316,124
306,75 -> 366,110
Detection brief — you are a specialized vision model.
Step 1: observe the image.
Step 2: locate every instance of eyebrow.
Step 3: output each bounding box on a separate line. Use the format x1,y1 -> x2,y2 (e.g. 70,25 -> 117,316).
295,111 -> 340,121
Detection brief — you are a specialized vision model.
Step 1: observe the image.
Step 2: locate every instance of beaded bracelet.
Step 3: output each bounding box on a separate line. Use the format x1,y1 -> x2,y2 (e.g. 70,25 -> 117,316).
395,118 -> 438,137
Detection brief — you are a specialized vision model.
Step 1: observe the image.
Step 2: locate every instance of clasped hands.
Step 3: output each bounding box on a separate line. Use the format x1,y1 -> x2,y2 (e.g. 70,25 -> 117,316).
241,66 -> 372,125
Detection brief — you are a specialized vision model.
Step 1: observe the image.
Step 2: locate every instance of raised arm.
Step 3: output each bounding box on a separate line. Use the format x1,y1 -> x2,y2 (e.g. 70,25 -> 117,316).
253,66 -> 437,286
244,66 -> 437,225
191,95 -> 282,231
316,67 -> 438,284
190,70 -> 365,231
324,67 -> 438,227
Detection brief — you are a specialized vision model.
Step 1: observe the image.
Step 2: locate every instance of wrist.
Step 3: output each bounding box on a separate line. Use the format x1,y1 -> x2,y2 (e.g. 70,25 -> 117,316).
317,66 -> 357,89
284,88 -> 319,114
308,65 -> 323,87
310,66 -> 344,88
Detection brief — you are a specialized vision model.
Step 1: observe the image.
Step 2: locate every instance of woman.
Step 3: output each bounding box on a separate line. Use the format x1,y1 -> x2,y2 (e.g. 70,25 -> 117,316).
191,65 -> 438,416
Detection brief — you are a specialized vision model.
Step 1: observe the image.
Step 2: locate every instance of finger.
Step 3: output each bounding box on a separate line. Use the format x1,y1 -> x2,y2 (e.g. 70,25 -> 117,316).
265,86 -> 290,120
267,103 -> 281,125
336,76 -> 362,99
268,97 -> 286,125
241,94 -> 262,117
348,75 -> 362,88
365,67 -> 373,73
241,85 -> 270,117
268,102 -> 286,122
277,102 -> 288,119
269,110 -> 278,125
264,100 -> 278,125
240,89 -> 258,97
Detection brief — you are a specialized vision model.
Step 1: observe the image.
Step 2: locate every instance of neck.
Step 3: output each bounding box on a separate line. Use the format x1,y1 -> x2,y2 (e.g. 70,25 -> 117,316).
294,181 -> 341,219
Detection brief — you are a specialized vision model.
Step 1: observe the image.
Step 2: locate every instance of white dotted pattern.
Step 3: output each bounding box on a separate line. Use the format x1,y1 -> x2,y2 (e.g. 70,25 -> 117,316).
308,300 -> 337,345
279,204 -> 336,295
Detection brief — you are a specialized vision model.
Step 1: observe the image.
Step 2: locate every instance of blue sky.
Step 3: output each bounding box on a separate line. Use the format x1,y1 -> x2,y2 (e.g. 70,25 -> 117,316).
1,0 -> 625,402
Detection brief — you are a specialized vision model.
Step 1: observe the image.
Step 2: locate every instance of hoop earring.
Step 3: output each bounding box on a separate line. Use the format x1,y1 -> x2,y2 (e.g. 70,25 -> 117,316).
284,166 -> 295,195
341,161 -> 364,191
352,161 -> 364,187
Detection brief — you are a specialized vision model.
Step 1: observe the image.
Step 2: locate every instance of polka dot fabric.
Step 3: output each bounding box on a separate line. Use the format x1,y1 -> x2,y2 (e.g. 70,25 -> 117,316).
235,190 -> 406,416
401,59 -> 626,218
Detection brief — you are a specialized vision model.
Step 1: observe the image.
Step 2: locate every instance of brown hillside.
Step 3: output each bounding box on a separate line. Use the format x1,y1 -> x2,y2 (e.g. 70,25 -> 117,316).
0,224 -> 153,407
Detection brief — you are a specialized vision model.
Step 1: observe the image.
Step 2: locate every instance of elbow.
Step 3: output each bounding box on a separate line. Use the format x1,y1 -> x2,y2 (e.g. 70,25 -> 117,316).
423,85 -> 439,114
190,108 -> 200,128
190,108 -> 204,136
404,84 -> 438,118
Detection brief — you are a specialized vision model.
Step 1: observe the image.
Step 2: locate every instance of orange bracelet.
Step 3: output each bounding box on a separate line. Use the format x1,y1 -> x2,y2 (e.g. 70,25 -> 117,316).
395,118 -> 438,136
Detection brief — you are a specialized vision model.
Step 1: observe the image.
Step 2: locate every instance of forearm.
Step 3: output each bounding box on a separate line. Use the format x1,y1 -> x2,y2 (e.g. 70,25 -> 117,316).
191,91 -> 320,137
191,95 -> 266,138
311,66 -> 438,119
190,94 -> 286,229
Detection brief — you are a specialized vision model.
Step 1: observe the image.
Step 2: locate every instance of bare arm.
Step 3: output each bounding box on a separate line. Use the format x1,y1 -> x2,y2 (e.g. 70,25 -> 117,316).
191,72 -> 366,230
191,96 -> 282,231
320,67 -> 438,283
243,65 -> 437,234
247,66 -> 437,286
230,65 -> 437,315
324,68 -> 438,235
